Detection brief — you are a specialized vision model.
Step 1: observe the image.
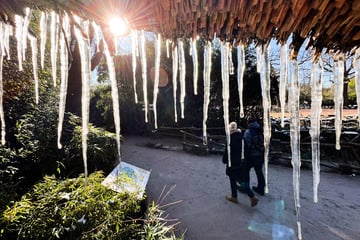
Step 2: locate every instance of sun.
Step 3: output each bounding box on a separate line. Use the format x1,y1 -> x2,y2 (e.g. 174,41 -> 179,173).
108,17 -> 129,36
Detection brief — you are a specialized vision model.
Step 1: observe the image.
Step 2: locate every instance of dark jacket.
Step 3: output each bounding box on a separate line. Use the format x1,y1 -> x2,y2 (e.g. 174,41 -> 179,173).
222,131 -> 243,177
243,121 -> 264,159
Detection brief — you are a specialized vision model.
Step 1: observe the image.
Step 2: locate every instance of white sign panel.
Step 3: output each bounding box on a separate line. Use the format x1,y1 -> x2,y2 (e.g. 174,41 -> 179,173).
102,161 -> 150,198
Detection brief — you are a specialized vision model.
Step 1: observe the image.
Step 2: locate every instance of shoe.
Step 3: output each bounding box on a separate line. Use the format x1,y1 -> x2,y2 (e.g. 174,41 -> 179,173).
251,197 -> 259,207
226,195 -> 238,204
252,186 -> 264,196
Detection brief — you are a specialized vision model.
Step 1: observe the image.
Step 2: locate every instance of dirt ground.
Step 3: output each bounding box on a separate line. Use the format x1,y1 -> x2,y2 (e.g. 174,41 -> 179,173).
271,109 -> 358,119
121,135 -> 360,240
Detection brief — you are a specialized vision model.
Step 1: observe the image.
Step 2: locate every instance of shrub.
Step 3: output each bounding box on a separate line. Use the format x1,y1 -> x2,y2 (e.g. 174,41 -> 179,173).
0,171 -> 183,240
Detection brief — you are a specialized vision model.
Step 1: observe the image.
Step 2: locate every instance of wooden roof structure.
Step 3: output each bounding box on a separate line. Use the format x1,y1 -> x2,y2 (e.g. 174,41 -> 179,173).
1,0 -> 360,53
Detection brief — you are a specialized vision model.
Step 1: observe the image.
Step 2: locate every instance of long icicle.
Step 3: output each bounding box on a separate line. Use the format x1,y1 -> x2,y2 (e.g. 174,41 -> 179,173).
3,23 -> 11,59
191,38 -> 199,95
172,42 -> 178,122
221,41 -> 231,167
280,44 -> 288,127
0,40 -> 5,145
153,33 -> 161,129
28,35 -> 39,104
50,11 -> 58,87
57,15 -> 70,149
288,49 -> 302,240
333,53 -> 344,150
203,41 -> 212,145
74,21 -> 91,182
237,43 -> 245,118
178,39 -> 186,119
131,30 -> 138,103
139,30 -> 148,123
40,12 -> 48,69
257,44 -> 272,194
310,55 -> 323,203
103,38 -> 122,162
15,15 -> 24,71
22,8 -> 31,62
353,48 -> 360,126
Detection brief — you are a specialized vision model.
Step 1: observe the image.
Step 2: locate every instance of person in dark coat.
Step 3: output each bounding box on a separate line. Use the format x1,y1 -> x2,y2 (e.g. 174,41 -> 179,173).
223,122 -> 259,207
243,119 -> 265,196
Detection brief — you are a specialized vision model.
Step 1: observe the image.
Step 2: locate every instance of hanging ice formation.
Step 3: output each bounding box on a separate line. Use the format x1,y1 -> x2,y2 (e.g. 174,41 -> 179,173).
50,11 -> 59,87
104,37 -> 122,162
172,42 -> 178,122
333,53 -> 344,150
166,39 -> 171,58
221,41 -> 231,167
22,8 -> 31,62
203,41 -> 212,145
279,44 -> 288,127
309,55 -> 323,203
288,49 -> 302,240
139,30 -> 148,123
40,12 -> 48,69
3,23 -> 11,60
229,46 -> 235,75
131,30 -> 138,103
257,45 -> 271,194
0,27 -> 5,145
15,14 -> 24,71
74,19 -> 91,180
28,34 -> 39,104
190,38 -> 199,95
57,15 -> 70,149
153,34 -> 161,129
237,44 -> 245,118
178,39 -> 186,119
353,48 -> 360,125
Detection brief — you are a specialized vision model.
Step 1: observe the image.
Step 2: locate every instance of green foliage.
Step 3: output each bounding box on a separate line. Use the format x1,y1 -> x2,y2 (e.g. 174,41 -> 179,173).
347,78 -> 357,104
322,86 -> 334,106
1,172 -> 183,240
63,116 -> 119,177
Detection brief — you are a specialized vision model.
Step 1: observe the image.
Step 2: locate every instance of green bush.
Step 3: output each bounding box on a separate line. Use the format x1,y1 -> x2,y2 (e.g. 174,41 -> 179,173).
0,171 -> 183,240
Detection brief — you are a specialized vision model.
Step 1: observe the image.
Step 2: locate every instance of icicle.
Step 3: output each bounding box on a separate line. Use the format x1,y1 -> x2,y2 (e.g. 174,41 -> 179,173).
57,15 -> 70,149
257,45 -> 272,194
153,34 -> 161,129
50,11 -> 59,87
280,44 -> 288,128
15,15 -> 24,71
0,21 -> 11,60
0,23 -> 4,57
309,56 -> 323,203
104,38 -> 122,162
166,39 -> 171,58
74,20 -> 91,181
40,12 -> 48,69
229,46 -> 234,75
3,23 -> 11,59
202,41 -> 212,145
237,44 -> 245,118
353,48 -> 360,125
221,41 -> 231,167
333,53 -> 344,150
191,38 -> 199,95
22,8 -> 31,61
288,50 -> 302,240
131,30 -> 138,103
139,30 -> 148,123
0,38 -> 5,145
178,39 -> 186,119
172,42 -> 178,122
28,35 -> 39,104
